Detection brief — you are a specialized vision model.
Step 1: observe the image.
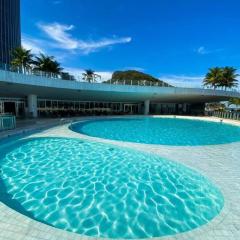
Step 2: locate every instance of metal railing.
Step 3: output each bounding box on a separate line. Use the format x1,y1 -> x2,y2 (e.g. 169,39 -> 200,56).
0,62 -> 239,91
206,111 -> 240,121
0,115 -> 16,131
0,63 -> 172,87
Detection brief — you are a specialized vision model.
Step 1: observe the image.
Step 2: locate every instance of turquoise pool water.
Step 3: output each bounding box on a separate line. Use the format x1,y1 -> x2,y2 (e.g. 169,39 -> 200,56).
0,137 -> 223,238
71,117 -> 240,145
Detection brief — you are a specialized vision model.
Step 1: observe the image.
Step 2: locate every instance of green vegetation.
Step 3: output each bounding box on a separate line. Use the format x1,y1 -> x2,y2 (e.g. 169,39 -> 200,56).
205,102 -> 226,111
82,69 -> 101,83
12,47 -> 239,91
10,48 -> 173,86
105,70 -> 172,86
11,47 -> 33,73
33,53 -> 63,77
11,47 -> 74,80
229,98 -> 240,106
204,67 -> 239,89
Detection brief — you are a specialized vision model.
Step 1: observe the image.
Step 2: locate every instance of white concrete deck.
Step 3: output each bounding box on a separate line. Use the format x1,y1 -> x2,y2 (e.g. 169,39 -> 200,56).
0,116 -> 240,240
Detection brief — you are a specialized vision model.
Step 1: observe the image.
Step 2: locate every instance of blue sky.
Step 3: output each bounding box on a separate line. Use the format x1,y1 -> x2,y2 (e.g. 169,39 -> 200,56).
21,0 -> 240,86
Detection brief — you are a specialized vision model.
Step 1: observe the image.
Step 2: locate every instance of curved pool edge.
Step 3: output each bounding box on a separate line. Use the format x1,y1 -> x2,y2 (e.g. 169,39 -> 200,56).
0,136 -> 225,239
0,115 -> 239,240
69,115 -> 240,147
0,199 -> 231,240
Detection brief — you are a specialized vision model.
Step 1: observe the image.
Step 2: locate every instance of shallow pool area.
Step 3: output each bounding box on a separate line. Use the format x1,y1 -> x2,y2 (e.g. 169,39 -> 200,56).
0,137 -> 224,239
71,117 -> 240,146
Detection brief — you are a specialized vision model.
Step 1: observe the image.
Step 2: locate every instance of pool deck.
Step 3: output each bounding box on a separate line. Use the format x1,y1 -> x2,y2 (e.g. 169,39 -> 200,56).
0,115 -> 240,240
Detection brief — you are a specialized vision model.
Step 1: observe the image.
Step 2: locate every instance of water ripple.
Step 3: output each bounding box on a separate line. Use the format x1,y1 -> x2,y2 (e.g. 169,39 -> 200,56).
71,118 -> 240,145
0,137 -> 224,238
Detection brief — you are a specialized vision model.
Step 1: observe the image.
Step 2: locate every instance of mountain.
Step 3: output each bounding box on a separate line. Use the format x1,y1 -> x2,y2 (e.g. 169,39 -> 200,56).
104,70 -> 172,86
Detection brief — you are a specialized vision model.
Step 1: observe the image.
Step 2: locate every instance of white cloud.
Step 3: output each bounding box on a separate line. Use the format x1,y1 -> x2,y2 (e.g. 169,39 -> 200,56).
78,37 -> 132,54
22,36 -> 46,54
65,67 -> 113,82
197,46 -> 208,55
97,71 -> 113,82
38,22 -> 132,54
160,72 -> 240,89
159,75 -> 204,88
196,46 -> 223,55
22,35 -> 69,62
38,23 -> 78,50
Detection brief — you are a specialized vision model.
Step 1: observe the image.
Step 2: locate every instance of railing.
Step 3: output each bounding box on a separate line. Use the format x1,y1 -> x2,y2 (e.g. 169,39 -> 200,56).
0,115 -> 16,131
0,62 -> 240,91
206,111 -> 240,121
0,63 -> 172,87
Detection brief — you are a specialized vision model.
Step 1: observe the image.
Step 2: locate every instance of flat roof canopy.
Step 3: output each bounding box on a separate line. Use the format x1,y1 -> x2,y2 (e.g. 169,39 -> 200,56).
0,70 -> 239,103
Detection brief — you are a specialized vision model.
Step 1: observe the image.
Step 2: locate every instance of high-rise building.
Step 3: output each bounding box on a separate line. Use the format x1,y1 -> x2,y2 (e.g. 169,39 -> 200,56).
0,0 -> 21,65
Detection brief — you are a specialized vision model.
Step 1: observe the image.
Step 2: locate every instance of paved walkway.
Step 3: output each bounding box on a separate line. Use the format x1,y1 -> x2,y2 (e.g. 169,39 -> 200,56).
0,118 -> 73,139
0,116 -> 240,240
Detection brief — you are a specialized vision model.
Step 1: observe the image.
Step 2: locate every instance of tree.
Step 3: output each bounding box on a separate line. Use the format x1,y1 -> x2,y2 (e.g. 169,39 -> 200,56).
11,47 -> 33,73
228,98 -> 240,106
33,53 -> 63,77
82,69 -> 101,83
203,67 -> 222,89
203,67 -> 239,90
206,102 -> 226,111
219,67 -> 239,90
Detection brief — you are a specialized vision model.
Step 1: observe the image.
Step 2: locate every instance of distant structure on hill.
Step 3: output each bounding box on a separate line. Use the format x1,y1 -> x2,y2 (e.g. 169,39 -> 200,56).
105,70 -> 172,86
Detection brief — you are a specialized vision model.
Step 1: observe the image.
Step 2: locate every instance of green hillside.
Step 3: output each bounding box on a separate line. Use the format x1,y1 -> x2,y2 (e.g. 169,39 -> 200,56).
104,70 -> 172,86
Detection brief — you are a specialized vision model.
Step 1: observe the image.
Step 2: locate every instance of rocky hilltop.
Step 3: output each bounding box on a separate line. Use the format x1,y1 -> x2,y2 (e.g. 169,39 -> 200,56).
105,70 -> 172,86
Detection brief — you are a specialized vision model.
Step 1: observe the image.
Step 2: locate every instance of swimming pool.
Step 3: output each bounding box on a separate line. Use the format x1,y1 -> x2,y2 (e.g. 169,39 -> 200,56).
71,117 -> 240,146
0,137 -> 224,239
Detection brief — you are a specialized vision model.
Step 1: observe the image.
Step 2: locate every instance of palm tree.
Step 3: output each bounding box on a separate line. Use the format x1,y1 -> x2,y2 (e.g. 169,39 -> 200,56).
203,67 -> 222,89
219,67 -> 239,90
11,47 -> 33,73
204,67 -> 239,90
33,53 -> 63,77
228,98 -> 240,106
82,69 -> 101,83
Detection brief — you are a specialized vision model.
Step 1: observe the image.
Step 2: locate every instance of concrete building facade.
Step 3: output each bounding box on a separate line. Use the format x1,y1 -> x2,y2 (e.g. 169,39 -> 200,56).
0,0 -> 21,64
0,69 -> 239,118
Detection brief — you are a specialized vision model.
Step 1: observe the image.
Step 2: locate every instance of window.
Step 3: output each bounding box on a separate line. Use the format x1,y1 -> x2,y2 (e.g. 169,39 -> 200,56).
46,101 -> 51,108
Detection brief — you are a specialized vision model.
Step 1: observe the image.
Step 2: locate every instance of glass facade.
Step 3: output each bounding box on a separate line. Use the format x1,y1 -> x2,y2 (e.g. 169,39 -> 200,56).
0,98 -> 141,117
0,97 -> 206,117
37,99 -> 140,117
0,98 -> 25,116
0,0 -> 21,64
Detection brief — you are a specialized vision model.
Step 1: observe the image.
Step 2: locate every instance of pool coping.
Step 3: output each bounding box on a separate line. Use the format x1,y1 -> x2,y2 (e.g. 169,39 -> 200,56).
0,115 -> 240,240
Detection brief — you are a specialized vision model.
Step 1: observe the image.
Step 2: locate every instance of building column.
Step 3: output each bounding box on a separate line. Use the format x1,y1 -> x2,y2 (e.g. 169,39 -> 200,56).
144,99 -> 150,115
138,104 -> 142,114
119,103 -> 123,112
27,94 -> 38,118
15,102 -> 19,117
